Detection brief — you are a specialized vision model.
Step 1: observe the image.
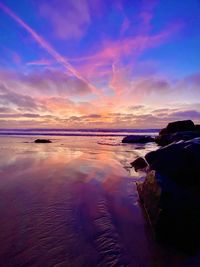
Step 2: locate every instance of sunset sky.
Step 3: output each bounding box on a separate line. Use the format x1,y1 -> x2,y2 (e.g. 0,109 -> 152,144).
0,0 -> 200,128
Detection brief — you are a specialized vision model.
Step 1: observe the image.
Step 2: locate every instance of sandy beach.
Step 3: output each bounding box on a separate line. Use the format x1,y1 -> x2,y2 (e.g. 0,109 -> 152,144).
0,134 -> 199,266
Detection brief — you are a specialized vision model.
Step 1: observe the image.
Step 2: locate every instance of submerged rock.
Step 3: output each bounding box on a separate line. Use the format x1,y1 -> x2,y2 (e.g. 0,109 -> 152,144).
137,138 -> 200,253
34,139 -> 52,143
122,135 -> 154,144
131,157 -> 148,171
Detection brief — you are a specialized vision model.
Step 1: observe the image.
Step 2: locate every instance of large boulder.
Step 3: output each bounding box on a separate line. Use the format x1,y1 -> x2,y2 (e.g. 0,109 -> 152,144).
138,138 -> 200,253
145,138 -> 200,187
122,135 -> 154,144
159,120 -> 195,135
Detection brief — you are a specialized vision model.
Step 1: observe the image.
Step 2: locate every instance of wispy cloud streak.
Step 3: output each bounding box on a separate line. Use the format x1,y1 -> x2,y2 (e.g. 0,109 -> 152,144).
0,2 -> 98,95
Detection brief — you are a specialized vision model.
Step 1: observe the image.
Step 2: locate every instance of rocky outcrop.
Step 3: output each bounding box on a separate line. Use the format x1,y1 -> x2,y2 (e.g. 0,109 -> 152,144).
145,138 -> 200,186
159,120 -> 195,135
131,157 -> 148,171
34,139 -> 52,143
155,131 -> 200,146
122,135 -> 154,144
136,138 -> 200,253
156,120 -> 200,146
137,171 -> 161,226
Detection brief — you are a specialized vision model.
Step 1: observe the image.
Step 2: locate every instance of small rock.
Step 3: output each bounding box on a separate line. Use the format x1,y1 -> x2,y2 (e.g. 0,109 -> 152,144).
122,135 -> 154,144
131,157 -> 148,171
34,139 -> 52,143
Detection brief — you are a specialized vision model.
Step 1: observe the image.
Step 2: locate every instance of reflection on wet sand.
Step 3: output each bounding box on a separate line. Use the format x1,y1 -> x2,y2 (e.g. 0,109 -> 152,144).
0,136 -> 199,266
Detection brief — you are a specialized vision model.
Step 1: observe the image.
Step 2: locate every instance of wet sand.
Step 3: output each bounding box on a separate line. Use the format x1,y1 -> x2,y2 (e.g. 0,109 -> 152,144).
0,136 -> 199,266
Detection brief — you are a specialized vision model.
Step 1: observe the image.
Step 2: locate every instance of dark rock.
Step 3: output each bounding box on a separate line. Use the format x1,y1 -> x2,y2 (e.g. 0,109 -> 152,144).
155,131 -> 200,146
155,134 -> 171,146
131,157 -> 148,171
139,138 -> 200,253
122,135 -> 154,144
195,124 -> 200,131
159,120 -> 195,136
146,138 -> 200,187
137,170 -> 200,253
34,139 -> 52,143
159,127 -> 169,136
156,120 -> 200,146
137,171 -> 161,226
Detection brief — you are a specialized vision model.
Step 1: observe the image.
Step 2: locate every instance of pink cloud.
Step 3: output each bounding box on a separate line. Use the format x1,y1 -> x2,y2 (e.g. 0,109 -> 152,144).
65,7 -> 179,91
97,23 -> 181,60
70,20 -> 183,88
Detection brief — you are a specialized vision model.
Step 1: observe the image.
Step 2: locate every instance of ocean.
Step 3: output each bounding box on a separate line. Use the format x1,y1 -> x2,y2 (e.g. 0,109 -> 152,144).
0,128 -> 159,136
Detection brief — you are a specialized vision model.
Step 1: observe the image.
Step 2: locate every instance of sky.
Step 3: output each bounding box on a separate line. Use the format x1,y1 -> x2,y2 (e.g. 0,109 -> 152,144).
0,0 -> 200,129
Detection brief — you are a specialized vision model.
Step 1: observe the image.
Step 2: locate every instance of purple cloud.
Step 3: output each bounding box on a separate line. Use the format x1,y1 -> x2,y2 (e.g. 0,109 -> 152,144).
0,68 -> 92,97
0,84 -> 47,112
169,110 -> 200,120
185,72 -> 200,86
39,0 -> 91,40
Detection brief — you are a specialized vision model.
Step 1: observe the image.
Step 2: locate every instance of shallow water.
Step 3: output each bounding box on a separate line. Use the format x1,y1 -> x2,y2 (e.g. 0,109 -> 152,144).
0,135 -> 199,266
